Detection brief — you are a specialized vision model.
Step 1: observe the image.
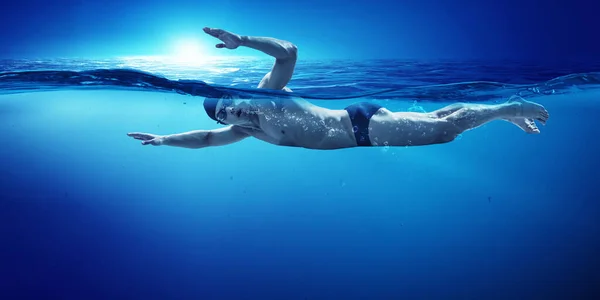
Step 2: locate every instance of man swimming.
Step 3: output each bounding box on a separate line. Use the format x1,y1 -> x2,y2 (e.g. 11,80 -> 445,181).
127,27 -> 549,150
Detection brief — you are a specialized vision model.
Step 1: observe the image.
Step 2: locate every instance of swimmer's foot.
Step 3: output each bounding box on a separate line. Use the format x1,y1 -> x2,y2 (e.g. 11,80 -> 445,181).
508,95 -> 550,125
504,117 -> 540,134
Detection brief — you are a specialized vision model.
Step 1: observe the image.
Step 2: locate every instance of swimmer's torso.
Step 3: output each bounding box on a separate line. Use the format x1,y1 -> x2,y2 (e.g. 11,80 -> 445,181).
236,98 -> 357,149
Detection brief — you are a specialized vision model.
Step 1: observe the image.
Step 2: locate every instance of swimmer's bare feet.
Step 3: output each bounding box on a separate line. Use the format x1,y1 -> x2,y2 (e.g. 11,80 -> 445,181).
503,95 -> 549,133
504,117 -> 540,134
203,27 -> 243,49
509,95 -> 550,125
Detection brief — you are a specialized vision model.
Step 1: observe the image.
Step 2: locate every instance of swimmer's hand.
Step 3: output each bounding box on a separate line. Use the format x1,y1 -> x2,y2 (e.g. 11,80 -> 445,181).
127,132 -> 165,146
203,27 -> 243,49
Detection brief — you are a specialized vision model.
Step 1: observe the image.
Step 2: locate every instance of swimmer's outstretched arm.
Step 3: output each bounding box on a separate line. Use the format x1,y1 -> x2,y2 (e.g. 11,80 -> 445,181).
127,126 -> 248,148
203,27 -> 298,90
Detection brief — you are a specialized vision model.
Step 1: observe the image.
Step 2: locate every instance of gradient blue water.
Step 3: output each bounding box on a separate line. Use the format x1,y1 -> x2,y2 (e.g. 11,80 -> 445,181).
3,58 -> 600,100
1,59 -> 599,299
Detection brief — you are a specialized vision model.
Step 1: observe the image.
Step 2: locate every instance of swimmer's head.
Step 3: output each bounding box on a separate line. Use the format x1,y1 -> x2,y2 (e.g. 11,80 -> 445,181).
203,96 -> 257,126
203,97 -> 223,123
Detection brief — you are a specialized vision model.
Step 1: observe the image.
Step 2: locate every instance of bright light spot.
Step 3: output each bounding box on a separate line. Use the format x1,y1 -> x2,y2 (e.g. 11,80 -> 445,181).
171,38 -> 208,65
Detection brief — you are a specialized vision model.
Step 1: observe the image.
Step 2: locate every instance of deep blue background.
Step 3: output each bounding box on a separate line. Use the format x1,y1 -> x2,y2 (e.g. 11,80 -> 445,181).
1,0 -> 600,299
1,89 -> 599,299
0,0 -> 599,60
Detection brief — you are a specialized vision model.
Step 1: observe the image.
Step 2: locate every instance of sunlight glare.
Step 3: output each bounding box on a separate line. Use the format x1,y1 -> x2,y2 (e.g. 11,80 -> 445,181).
171,38 -> 208,65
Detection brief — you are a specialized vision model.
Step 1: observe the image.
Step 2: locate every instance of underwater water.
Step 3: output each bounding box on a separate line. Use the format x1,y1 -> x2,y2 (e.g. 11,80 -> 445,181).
1,58 -> 599,299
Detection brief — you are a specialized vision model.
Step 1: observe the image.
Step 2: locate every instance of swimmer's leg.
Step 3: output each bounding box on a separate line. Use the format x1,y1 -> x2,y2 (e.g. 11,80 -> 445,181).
442,97 -> 549,137
432,99 -> 540,133
431,103 -> 465,118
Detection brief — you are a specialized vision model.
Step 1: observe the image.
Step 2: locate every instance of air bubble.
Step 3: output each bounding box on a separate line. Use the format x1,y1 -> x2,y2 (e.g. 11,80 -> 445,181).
383,141 -> 390,152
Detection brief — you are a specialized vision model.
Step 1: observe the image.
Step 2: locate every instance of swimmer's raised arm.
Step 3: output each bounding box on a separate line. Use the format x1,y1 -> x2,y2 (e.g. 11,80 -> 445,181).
203,27 -> 297,90
127,126 -> 249,149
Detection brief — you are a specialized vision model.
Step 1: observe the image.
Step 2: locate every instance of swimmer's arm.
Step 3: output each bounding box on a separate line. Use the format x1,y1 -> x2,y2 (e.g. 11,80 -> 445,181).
241,36 -> 298,90
241,36 -> 297,61
203,27 -> 297,90
128,126 -> 248,148
164,126 -> 249,148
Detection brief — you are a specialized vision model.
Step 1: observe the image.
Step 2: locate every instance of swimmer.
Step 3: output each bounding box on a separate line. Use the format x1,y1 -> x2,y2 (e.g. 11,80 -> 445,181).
127,27 -> 549,150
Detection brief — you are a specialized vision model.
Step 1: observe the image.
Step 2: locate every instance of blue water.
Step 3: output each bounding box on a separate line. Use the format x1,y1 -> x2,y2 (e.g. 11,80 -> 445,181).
1,58 -> 599,299
2,58 -> 600,101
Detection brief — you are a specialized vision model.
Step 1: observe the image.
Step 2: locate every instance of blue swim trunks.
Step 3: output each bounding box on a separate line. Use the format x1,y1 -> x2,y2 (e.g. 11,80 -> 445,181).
344,102 -> 383,146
